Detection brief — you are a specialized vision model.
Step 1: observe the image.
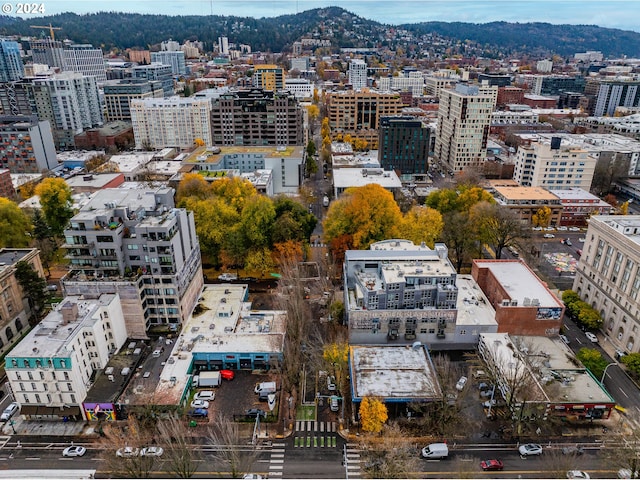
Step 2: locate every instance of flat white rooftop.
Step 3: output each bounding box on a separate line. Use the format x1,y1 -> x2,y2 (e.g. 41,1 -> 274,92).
474,260 -> 561,308
350,345 -> 441,401
455,275 -> 497,327
333,168 -> 402,190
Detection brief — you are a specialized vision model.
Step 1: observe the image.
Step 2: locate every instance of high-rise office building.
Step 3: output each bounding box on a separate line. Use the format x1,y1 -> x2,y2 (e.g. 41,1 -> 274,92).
378,116 -> 430,175
150,51 -> 186,76
584,77 -> 640,116
132,63 -> 174,97
218,36 -> 229,55
205,88 -> 303,146
0,39 -> 24,83
103,79 -> 164,121
63,44 -> 107,83
131,96 -> 213,150
348,59 -> 367,89
434,84 -> 495,172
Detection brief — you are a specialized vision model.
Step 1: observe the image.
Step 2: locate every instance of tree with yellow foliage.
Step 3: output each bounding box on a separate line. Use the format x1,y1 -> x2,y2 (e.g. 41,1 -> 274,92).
194,138 -> 205,147
399,206 -> 444,248
620,201 -> 630,215
359,397 -> 388,434
321,117 -> 331,139
532,205 -> 552,227
306,104 -> 319,123
323,342 -> 349,391
35,178 -> 73,236
176,173 -> 212,204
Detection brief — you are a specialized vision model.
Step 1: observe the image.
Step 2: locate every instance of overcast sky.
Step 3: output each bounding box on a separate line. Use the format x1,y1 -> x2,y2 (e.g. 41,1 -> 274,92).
15,1 -> 640,32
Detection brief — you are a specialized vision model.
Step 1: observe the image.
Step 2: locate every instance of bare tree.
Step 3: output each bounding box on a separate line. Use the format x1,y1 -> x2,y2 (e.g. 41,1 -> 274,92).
470,202 -> 527,259
157,415 -> 202,478
360,423 -> 421,479
207,414 -> 259,478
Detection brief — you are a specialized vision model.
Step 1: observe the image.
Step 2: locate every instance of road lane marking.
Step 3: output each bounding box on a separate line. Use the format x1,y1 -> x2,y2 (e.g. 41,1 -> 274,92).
619,387 -> 629,398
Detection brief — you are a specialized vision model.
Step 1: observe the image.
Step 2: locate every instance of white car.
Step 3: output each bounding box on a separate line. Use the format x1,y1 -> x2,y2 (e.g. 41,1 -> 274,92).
519,443 -> 543,456
327,376 -> 336,391
569,227 -> 581,232
140,446 -> 164,457
578,237 -> 585,243
557,226 -> 568,231
116,446 -> 139,457
62,446 -> 86,457
585,332 -> 599,343
1,402 -> 19,421
455,376 -> 468,391
532,226 -> 543,231
194,391 -> 215,401
190,399 -> 210,409
567,471 -> 590,479
560,334 -> 570,344
543,233 -> 556,238
483,399 -> 498,408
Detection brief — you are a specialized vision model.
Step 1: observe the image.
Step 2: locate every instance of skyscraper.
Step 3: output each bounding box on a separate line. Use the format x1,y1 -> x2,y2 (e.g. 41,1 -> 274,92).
0,39 -> 24,83
348,59 -> 367,89
434,84 -> 495,172
378,116 -> 430,175
63,44 -> 107,82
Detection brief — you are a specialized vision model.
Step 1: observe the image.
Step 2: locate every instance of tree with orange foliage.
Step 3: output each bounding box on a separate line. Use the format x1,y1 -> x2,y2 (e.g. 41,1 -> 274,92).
359,397 -> 388,434
272,240 -> 304,267
176,173 -> 212,204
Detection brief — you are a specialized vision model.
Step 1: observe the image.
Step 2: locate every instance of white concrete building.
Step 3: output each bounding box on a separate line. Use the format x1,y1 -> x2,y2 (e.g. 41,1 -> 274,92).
536,59 -> 553,73
435,84 -> 495,172
332,167 -> 401,197
513,137 -> 595,190
63,44 -> 107,83
131,96 -> 213,150
151,51 -> 186,76
377,72 -> 425,96
284,78 -> 314,99
5,294 -> 127,420
573,216 -> 640,354
348,59 -> 367,89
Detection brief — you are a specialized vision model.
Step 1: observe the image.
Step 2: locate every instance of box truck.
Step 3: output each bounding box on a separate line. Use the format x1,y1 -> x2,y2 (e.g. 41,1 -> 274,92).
193,371 -> 221,388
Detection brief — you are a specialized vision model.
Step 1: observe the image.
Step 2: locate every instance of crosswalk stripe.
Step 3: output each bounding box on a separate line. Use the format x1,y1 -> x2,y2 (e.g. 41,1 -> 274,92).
269,473 -> 283,477
320,421 -> 324,433
273,442 -> 286,447
270,465 -> 284,470
296,421 -> 301,431
270,459 -> 284,464
272,453 -> 285,458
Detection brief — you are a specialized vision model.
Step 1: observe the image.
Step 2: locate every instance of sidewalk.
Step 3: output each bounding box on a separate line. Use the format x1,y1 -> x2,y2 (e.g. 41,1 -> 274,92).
2,416 -> 91,437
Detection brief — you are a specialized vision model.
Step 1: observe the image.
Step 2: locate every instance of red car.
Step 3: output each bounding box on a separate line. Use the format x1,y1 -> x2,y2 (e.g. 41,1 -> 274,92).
480,459 -> 504,471
220,369 -> 235,381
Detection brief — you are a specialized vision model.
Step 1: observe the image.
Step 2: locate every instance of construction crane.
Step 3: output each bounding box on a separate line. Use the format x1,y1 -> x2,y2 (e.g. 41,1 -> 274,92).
30,24 -> 62,41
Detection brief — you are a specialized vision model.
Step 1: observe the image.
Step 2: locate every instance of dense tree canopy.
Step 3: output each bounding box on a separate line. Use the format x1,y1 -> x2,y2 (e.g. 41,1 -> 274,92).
0,198 -> 32,248
35,178 -> 74,237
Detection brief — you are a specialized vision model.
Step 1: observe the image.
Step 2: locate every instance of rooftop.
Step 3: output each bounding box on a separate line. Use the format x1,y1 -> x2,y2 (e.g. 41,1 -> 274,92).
0,249 -> 33,274
492,185 -> 560,201
108,153 -> 154,173
350,345 -> 442,402
474,260 -> 562,309
183,145 -> 303,164
333,168 -> 402,190
455,275 -> 497,327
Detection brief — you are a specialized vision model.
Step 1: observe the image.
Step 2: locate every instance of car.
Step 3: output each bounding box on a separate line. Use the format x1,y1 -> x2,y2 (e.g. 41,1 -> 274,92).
543,233 -> 556,238
585,332 -> 599,343
190,399 -> 210,409
569,227 -> 581,231
562,445 -> 584,455
560,334 -> 570,344
455,376 -> 468,391
242,475 -> 263,480
483,399 -> 498,408
557,226 -> 568,231
188,408 -> 209,418
532,226 -> 543,231
480,459 -> 504,471
565,239 -> 572,246
327,375 -> 336,391
116,446 -> 140,457
567,471 -> 590,479
478,382 -> 490,391
519,443 -> 543,456
480,389 -> 494,398
62,446 -> 86,457
220,369 -> 235,381
246,408 -> 266,418
46,284 -> 58,291
578,237 -> 585,243
194,391 -> 215,401
616,349 -> 627,360
330,395 -> 339,412
544,227 -> 555,231
1,402 -> 19,421
140,446 -> 164,457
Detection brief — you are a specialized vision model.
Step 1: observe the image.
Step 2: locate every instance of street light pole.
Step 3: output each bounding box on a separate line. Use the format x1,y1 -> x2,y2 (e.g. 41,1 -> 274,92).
601,362 -> 617,384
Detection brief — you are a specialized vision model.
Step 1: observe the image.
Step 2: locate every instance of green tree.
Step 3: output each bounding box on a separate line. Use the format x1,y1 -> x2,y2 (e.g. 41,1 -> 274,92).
31,209 -> 58,276
470,202 -> 525,259
306,139 -> 317,158
15,260 -> 47,324
576,347 -> 609,380
621,353 -> 640,377
240,195 -> 276,249
577,303 -> 603,330
273,196 -> 317,241
35,178 -> 74,237
0,198 -> 32,248
245,247 -> 276,277
306,156 -> 318,176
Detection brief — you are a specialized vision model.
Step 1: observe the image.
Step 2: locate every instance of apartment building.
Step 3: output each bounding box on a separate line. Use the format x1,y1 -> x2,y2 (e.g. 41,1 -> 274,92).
206,89 -> 304,146
516,74 -> 585,96
0,249 -> 45,358
5,293 -> 127,420
434,84 -> 495,172
377,116 -> 430,175
0,115 -> 57,173
0,39 -> 24,83
63,44 -> 107,83
376,72 -> 425,96
103,79 -> 164,121
132,63 -> 174,97
130,96 -> 213,150
182,145 -> 304,194
326,89 -> 404,148
0,169 -> 15,198
29,39 -> 65,70
150,51 -> 186,76
31,72 -> 103,149
513,136 -> 595,190
284,78 -> 314,99
253,65 -> 284,91
552,188 -> 614,227
583,77 -> 640,116
573,215 -> 640,354
344,240 -> 497,348
348,59 -> 367,89
489,182 -> 563,226
61,187 -> 203,337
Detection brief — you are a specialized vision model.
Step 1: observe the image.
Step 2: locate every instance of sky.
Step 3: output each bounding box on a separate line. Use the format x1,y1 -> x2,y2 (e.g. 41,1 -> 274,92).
9,1 -> 640,32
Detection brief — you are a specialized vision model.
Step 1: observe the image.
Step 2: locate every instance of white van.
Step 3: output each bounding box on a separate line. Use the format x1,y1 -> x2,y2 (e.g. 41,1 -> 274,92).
421,443 -> 448,459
